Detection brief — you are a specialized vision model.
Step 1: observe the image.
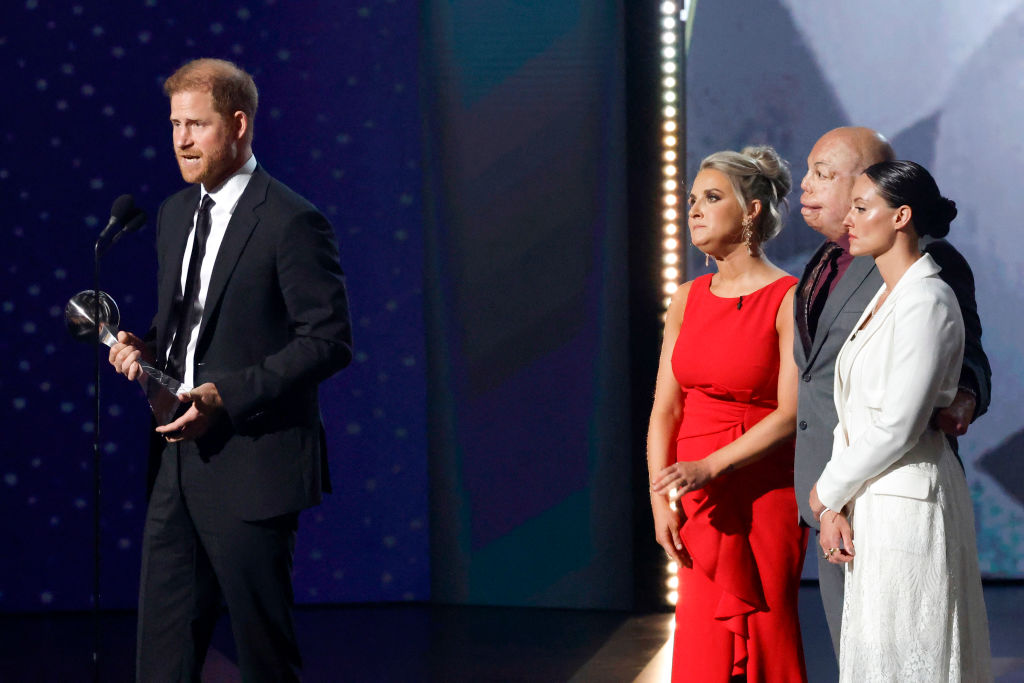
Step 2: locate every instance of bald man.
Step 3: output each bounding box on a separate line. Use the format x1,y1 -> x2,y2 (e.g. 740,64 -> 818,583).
792,127 -> 991,656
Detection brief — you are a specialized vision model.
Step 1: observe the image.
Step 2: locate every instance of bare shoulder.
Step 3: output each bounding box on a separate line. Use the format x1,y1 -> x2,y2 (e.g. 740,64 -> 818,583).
664,279 -> 696,330
671,279 -> 695,305
776,281 -> 797,329
765,264 -> 796,283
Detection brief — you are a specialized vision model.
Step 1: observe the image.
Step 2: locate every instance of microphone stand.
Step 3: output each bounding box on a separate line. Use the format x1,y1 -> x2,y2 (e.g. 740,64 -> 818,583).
80,207 -> 145,681
91,237 -> 104,683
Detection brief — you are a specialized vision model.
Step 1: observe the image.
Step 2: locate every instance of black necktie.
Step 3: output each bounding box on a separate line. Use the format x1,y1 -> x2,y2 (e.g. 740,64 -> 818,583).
166,194 -> 215,380
799,242 -> 842,354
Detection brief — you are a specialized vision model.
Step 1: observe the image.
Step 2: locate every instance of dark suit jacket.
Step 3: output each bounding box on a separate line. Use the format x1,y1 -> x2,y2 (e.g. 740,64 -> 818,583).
793,238 -> 990,527
146,165 -> 352,520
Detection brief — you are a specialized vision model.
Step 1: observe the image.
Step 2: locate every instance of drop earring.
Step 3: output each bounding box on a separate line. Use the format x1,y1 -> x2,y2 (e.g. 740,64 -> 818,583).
741,216 -> 756,256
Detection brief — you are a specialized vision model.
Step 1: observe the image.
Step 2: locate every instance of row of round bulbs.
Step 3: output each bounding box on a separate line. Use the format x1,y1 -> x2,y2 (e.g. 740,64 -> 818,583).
660,1 -> 683,607
660,0 -> 680,312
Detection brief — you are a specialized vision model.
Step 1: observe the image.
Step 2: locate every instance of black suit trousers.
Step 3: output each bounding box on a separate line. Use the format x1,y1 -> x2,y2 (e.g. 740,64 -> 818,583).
137,443 -> 300,682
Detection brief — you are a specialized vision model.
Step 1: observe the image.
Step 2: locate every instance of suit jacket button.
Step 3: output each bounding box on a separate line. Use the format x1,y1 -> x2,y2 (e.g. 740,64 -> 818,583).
798,420 -> 808,430
802,373 -> 811,382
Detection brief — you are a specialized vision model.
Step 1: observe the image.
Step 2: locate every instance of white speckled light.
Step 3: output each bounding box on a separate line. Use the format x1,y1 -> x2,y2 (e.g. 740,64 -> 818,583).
660,0 -> 685,603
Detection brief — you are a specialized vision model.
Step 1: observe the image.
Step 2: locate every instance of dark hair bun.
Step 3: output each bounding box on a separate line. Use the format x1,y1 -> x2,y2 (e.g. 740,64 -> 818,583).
863,160 -> 956,239
917,196 -> 956,238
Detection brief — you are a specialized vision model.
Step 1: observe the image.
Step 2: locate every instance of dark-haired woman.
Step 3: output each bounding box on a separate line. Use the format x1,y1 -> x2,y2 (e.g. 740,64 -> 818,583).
810,161 -> 991,681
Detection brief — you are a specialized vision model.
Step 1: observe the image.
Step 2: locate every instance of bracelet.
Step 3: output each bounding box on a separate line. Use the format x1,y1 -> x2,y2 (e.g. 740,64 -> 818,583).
816,506 -> 839,523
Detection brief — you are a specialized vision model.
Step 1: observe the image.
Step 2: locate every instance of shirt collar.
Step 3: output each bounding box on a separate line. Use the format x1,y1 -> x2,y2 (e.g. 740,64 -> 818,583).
200,155 -> 257,211
833,232 -> 852,253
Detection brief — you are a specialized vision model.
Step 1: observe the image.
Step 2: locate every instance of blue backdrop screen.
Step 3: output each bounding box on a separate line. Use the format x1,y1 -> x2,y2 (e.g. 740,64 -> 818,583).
1,0 -> 429,611
422,1 -> 634,609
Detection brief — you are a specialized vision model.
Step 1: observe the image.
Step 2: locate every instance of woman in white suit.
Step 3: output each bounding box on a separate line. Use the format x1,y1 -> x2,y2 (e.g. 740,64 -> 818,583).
809,161 -> 991,681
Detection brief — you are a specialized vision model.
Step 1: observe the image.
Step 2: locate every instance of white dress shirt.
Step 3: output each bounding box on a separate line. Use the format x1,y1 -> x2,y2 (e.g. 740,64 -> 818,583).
169,154 -> 257,388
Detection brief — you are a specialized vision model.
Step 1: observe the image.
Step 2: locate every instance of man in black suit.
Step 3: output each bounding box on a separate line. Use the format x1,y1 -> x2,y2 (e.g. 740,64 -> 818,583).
792,126 -> 991,657
109,58 -> 352,681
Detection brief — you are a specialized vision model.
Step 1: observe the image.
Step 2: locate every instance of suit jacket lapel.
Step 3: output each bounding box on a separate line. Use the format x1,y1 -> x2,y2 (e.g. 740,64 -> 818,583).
195,166 -> 270,347
831,280 -> 886,447
794,241 -> 830,368
836,285 -> 887,384
156,186 -> 201,360
807,254 -> 877,368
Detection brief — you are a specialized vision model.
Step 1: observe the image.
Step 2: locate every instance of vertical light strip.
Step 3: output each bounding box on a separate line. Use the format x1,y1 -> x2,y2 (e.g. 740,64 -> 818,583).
659,0 -> 686,607
659,0 -> 682,313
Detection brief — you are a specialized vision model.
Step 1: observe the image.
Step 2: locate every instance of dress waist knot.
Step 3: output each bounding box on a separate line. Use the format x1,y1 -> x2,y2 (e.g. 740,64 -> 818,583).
676,389 -> 773,440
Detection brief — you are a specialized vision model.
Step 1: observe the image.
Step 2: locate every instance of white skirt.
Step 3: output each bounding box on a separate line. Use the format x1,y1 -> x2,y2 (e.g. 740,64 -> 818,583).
839,433 -> 992,683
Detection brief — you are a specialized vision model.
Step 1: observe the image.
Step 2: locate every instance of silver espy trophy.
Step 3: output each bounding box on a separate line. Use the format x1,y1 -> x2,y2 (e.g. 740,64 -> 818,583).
65,290 -> 189,425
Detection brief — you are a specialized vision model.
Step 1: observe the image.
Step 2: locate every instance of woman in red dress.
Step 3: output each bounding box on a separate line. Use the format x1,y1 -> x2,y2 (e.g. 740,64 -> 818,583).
648,146 -> 809,682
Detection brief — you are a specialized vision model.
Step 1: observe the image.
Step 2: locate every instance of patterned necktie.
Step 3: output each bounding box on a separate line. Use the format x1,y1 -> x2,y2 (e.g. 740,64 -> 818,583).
166,194 -> 215,380
799,242 -> 843,355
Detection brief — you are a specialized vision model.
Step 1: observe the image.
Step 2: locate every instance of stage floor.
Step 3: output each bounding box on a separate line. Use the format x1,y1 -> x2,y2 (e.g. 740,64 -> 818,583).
3,584 -> 1022,681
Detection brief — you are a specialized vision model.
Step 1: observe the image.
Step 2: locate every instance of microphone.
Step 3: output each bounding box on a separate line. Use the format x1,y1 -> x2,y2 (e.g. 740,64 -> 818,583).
107,208 -> 147,248
96,194 -> 136,243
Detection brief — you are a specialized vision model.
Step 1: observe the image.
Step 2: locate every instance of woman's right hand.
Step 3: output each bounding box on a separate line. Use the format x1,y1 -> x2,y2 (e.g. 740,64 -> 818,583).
651,494 -> 692,568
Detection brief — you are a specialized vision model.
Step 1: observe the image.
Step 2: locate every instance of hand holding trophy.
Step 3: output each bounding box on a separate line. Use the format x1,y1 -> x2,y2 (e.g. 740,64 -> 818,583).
65,290 -> 189,425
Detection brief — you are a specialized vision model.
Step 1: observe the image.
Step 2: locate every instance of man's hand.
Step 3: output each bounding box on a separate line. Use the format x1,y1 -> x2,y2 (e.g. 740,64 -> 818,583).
155,383 -> 225,442
108,330 -> 153,381
934,389 -> 977,437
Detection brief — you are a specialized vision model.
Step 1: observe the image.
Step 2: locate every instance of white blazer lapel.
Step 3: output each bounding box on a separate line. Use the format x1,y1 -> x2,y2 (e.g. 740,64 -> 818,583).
832,285 -> 873,445
831,254 -> 944,453
835,254 -> 942,371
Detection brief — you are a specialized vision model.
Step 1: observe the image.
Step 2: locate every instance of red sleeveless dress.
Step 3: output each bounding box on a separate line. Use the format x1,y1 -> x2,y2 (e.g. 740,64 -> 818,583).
670,274 -> 808,682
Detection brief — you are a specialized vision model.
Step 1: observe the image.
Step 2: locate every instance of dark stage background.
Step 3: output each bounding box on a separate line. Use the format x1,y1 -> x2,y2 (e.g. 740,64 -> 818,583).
2,1 -> 429,611
1,1 -> 639,614
422,2 -> 632,609
4,0 -> 1020,639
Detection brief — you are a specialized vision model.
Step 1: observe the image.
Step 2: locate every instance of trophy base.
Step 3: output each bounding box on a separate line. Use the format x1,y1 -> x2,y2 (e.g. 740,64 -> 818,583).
140,374 -> 192,426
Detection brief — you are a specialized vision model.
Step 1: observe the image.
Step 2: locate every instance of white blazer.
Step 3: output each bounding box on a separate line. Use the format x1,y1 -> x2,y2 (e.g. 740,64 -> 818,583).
816,253 -> 965,511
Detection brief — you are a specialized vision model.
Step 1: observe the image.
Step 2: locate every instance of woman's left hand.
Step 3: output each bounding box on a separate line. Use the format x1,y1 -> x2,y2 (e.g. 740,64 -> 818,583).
819,509 -> 855,565
651,459 -> 715,498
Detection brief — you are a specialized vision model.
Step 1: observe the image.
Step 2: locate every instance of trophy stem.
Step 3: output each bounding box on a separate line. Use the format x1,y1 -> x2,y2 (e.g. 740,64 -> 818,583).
97,322 -> 119,348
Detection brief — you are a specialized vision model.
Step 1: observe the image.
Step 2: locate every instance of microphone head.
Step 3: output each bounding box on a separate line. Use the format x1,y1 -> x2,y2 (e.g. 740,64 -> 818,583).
123,208 -> 147,233
110,194 -> 135,221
